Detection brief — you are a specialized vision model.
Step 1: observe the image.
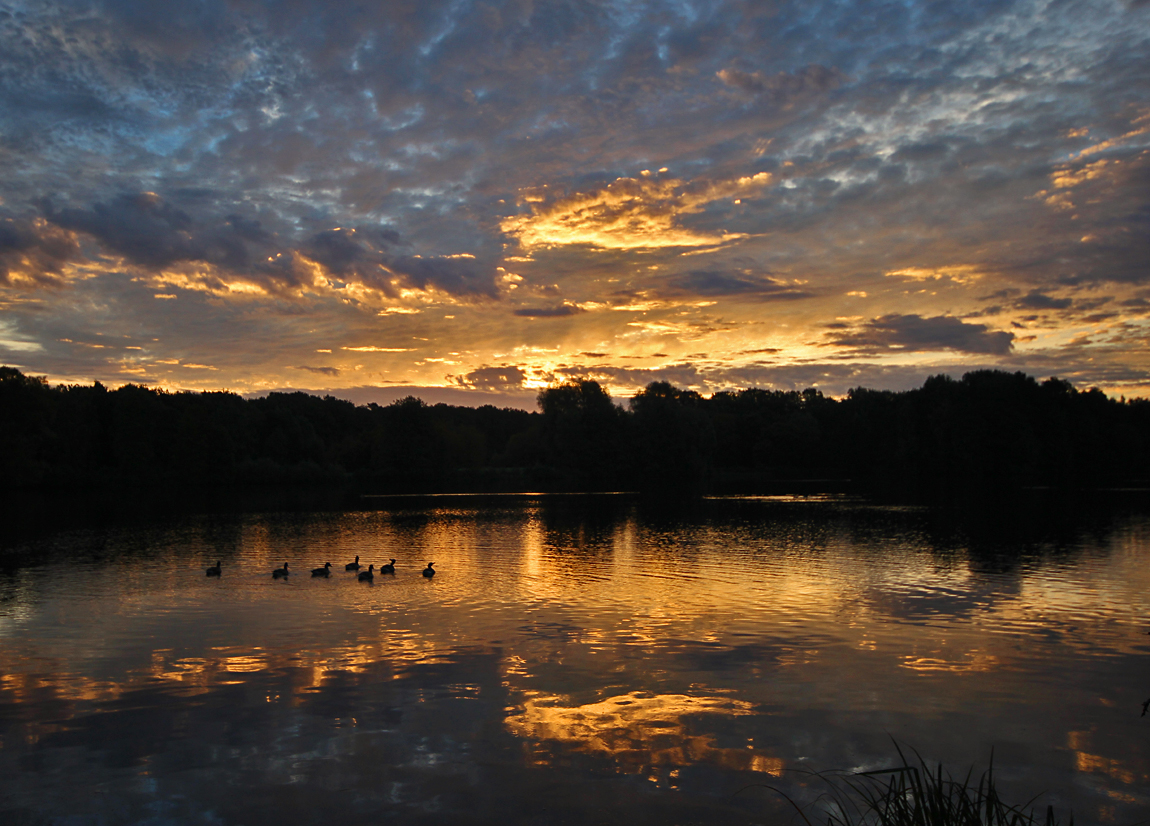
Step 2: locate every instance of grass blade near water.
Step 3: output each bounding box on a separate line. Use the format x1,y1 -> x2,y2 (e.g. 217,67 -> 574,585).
753,743 -> 1074,826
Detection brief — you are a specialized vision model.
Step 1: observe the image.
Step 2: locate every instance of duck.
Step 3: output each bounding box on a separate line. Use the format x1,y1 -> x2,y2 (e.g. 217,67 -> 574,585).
206,561 -> 222,577
357,564 -> 375,582
422,562 -> 435,577
311,562 -> 332,577
379,559 -> 396,574
345,555 -> 361,571
272,562 -> 289,579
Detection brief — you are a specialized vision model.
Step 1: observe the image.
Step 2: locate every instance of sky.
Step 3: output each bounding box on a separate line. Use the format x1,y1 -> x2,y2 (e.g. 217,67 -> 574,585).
1,0 -> 1148,408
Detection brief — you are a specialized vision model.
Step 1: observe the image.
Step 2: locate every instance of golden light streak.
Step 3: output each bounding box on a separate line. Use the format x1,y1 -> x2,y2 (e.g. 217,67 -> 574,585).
884,265 -> 981,285
1074,123 -> 1150,159
342,346 -> 412,352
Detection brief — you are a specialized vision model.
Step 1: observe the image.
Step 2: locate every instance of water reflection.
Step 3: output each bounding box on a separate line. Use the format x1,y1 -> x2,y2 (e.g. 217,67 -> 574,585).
0,494 -> 1147,825
506,690 -> 784,779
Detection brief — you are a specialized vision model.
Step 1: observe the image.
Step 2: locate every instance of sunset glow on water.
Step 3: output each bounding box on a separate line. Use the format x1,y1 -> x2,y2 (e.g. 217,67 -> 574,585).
0,496 -> 1147,825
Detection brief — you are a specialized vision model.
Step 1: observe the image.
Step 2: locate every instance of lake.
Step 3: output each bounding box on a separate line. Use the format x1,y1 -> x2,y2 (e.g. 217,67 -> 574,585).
0,493 -> 1148,825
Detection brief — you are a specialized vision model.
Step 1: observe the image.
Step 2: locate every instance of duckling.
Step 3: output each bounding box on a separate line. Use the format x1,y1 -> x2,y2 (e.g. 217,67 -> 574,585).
345,555 -> 361,571
311,562 -> 332,577
422,562 -> 435,577
206,561 -> 222,577
379,559 -> 396,574
272,562 -> 289,579
357,564 -> 375,582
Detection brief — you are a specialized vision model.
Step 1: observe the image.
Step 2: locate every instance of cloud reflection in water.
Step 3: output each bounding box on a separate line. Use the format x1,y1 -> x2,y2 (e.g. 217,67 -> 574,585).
506,690 -> 783,777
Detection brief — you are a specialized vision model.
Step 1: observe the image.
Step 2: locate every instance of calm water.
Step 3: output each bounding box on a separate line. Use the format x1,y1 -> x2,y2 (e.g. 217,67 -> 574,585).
1,494 -> 1148,825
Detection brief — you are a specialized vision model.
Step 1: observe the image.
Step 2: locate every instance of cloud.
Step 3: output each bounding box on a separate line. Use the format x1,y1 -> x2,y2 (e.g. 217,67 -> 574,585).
0,319 -> 44,352
305,227 -> 399,275
663,270 -> 813,300
501,172 -> 772,250
43,193 -> 498,300
1015,291 -> 1073,310
342,346 -> 410,353
451,365 -> 528,392
295,365 -> 341,376
825,315 -> 1015,355
513,304 -> 585,317
884,265 -> 981,286
46,193 -> 299,293
0,216 -> 82,288
385,254 -> 499,298
716,64 -> 845,102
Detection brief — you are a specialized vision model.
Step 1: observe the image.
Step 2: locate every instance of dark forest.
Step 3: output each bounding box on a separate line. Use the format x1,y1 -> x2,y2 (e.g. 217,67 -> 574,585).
3,365 -> 1148,500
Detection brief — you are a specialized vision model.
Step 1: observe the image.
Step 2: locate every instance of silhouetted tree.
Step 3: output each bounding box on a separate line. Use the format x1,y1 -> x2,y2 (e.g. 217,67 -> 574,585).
2,365 -> 1147,499
537,380 -> 628,490
631,381 -> 714,496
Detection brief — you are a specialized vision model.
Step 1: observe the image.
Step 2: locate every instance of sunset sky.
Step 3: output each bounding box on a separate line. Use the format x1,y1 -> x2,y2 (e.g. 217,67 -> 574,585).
2,0 -> 1148,407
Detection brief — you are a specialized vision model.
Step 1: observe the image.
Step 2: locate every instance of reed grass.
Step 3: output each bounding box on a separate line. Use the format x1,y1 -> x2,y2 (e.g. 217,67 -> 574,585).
765,743 -> 1073,826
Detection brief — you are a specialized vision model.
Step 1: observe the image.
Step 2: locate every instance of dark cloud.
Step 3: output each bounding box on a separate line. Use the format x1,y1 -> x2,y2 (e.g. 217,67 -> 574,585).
513,304 -> 584,317
664,270 -> 813,300
45,193 -> 293,279
451,365 -> 527,392
890,142 -> 951,163
306,228 -> 399,275
826,315 -> 1015,355
41,193 -> 496,298
385,255 -> 498,298
295,365 -> 340,377
1015,291 -> 1073,310
0,216 -> 81,288
716,64 -> 846,102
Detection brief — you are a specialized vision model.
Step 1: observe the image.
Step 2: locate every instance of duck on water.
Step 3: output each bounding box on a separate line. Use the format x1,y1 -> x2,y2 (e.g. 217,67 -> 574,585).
311,562 -> 332,577
345,555 -> 361,571
422,562 -> 435,577
379,559 -> 396,574
206,561 -> 221,577
272,563 -> 289,579
358,564 -> 375,582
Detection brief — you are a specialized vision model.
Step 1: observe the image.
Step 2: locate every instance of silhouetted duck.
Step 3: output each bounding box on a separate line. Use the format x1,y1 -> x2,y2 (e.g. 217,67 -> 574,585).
206,561 -> 221,577
345,555 -> 361,571
357,564 -> 375,582
422,562 -> 435,577
311,562 -> 332,577
272,562 -> 289,579
379,559 -> 396,574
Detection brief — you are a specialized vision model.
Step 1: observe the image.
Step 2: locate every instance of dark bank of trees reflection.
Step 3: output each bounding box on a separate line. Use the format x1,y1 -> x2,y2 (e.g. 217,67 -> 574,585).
3,365 -> 1149,500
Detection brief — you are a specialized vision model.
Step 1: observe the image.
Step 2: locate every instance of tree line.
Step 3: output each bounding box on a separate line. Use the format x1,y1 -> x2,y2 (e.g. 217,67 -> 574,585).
2,365 -> 1148,499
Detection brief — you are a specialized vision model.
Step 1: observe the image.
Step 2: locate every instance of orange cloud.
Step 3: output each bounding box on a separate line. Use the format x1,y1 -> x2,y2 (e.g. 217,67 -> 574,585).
501,172 -> 771,250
